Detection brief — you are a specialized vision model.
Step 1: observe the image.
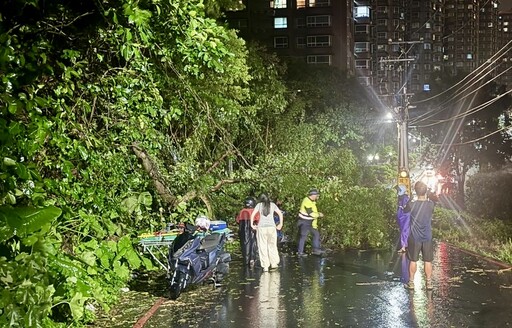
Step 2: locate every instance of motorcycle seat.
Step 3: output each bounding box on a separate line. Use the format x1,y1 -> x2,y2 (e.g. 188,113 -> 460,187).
197,233 -> 222,253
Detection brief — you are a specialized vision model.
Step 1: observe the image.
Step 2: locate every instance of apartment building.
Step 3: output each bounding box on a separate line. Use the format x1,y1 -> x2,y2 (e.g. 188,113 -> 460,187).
498,8 -> 512,89
354,0 -> 503,107
225,0 -> 354,73
226,0 -> 509,102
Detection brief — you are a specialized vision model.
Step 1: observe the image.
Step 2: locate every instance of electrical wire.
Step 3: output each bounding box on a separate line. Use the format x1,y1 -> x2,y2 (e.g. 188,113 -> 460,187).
431,124 -> 511,146
415,87 -> 512,128
411,65 -> 512,126
409,41 -> 512,125
411,39 -> 512,107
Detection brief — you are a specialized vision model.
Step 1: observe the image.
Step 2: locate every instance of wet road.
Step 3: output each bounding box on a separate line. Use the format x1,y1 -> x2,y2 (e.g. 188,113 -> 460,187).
143,242 -> 512,328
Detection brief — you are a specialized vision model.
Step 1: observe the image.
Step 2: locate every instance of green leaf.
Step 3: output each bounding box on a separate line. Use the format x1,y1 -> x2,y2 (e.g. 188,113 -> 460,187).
69,292 -> 85,319
3,157 -> 16,166
0,205 -> 61,238
137,191 -> 152,206
120,195 -> 138,214
113,261 -> 130,280
80,251 -> 97,267
14,163 -> 30,179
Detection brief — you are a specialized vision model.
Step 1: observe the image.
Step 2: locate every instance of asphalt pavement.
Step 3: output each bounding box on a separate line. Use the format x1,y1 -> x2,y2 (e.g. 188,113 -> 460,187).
132,242 -> 512,328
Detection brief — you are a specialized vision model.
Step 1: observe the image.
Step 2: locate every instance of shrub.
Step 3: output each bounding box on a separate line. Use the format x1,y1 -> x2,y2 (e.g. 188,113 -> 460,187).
433,207 -> 512,265
465,168 -> 512,220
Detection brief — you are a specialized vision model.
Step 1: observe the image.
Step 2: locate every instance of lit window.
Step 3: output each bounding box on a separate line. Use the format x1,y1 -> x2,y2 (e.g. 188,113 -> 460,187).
423,84 -> 430,91
467,53 -> 473,59
309,0 -> 330,7
274,17 -> 288,29
272,0 -> 287,9
297,0 -> 306,9
355,6 -> 370,18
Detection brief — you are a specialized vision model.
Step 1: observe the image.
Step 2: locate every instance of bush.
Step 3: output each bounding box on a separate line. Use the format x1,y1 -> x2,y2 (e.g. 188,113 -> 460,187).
320,185 -> 395,249
465,168 -> 512,220
433,207 -> 512,265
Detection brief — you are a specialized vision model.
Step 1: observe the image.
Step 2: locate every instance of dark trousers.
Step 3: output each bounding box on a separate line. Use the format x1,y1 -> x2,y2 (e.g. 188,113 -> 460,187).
297,219 -> 321,253
239,220 -> 258,265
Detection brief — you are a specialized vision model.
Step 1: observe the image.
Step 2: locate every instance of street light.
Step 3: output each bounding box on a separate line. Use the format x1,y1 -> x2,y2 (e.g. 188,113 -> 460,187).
367,153 -> 380,163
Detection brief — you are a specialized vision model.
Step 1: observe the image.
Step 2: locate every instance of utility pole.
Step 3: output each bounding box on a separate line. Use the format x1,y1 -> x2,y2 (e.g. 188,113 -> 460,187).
380,40 -> 422,196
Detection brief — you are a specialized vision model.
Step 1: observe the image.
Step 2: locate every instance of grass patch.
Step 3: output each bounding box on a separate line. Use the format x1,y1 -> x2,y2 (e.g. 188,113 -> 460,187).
433,207 -> 512,265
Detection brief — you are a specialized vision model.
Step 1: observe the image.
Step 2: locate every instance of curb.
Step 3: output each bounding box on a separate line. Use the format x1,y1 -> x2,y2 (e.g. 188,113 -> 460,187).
444,242 -> 512,269
133,297 -> 166,328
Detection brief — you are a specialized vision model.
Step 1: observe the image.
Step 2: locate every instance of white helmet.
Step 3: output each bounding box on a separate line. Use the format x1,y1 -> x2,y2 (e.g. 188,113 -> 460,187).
195,215 -> 211,230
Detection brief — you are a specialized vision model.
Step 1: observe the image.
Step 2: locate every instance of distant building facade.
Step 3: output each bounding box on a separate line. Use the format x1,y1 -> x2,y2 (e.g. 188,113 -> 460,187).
225,0 -> 354,74
498,8 -> 512,90
226,0 -> 510,103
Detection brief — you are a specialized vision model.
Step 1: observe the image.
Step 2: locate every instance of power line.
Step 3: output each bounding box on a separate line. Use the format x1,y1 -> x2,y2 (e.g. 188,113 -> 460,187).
431,125 -> 511,146
409,41 -> 512,125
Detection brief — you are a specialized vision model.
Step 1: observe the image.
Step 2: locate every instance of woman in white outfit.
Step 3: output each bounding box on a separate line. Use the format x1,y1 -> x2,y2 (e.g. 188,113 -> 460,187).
250,194 -> 284,272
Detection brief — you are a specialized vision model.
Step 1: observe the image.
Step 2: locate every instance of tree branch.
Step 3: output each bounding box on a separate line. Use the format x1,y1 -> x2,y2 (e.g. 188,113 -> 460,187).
131,143 -> 176,206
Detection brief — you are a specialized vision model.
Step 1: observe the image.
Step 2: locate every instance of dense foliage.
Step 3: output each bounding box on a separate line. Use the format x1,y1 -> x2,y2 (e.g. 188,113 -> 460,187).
0,0 -> 395,326
465,166 -> 512,220
433,207 -> 512,264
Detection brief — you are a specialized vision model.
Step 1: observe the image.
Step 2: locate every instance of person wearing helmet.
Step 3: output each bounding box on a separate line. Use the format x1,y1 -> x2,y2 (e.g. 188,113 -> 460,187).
236,197 -> 259,267
297,188 -> 325,256
396,184 -> 411,253
195,214 -> 211,231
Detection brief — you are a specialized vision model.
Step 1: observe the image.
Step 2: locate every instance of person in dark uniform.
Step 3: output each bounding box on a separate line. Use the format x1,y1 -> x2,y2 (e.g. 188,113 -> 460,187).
236,197 -> 259,267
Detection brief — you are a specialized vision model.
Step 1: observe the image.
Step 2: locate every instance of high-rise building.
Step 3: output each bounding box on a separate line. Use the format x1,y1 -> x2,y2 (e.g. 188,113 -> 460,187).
225,0 -> 509,103
225,0 -> 354,73
498,8 -> 512,89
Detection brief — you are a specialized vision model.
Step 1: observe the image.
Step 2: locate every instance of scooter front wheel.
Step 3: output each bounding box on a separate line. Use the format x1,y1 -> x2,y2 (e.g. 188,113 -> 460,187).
169,271 -> 186,300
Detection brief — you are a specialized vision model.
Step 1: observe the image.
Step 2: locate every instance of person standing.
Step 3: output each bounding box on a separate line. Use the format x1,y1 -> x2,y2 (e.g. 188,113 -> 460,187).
396,184 -> 411,253
250,194 -> 283,272
405,181 -> 436,290
236,197 -> 259,267
297,189 -> 324,257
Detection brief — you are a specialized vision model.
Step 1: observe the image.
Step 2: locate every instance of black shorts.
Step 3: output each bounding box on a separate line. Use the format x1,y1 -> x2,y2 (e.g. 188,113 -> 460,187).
407,238 -> 434,262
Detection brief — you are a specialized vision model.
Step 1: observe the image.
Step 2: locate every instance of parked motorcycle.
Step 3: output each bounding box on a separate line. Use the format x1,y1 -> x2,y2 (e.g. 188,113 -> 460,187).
167,219 -> 231,300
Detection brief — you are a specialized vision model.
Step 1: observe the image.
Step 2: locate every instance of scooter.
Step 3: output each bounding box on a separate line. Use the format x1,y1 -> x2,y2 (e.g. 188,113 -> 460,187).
167,221 -> 231,300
